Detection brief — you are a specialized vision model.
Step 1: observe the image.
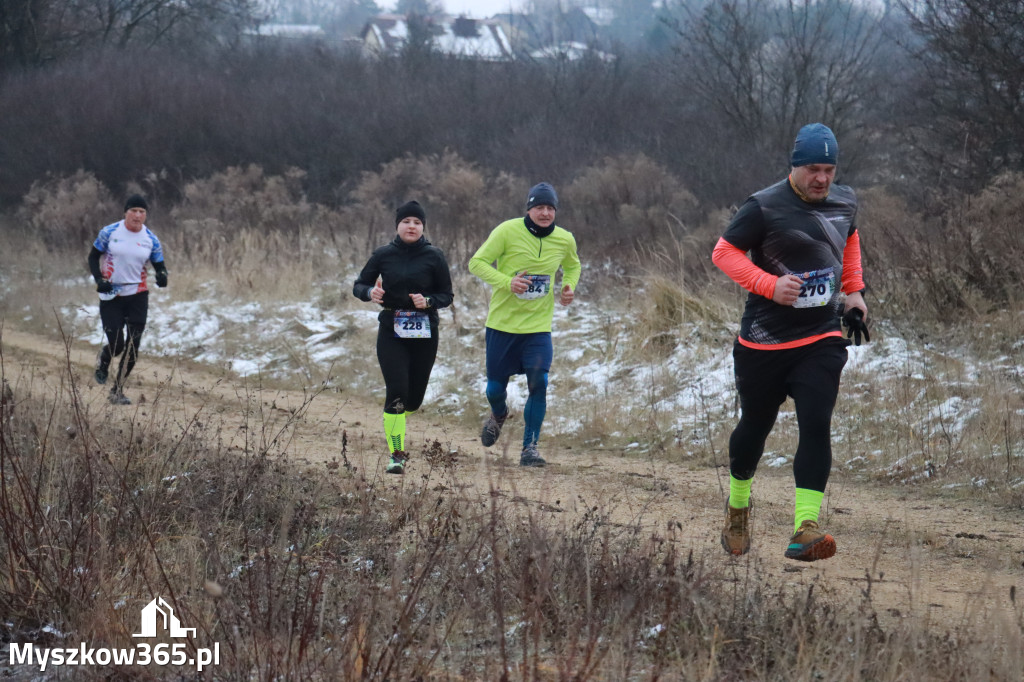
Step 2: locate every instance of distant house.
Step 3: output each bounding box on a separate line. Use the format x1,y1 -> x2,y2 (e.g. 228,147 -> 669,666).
361,14 -> 513,60
492,8 -> 605,55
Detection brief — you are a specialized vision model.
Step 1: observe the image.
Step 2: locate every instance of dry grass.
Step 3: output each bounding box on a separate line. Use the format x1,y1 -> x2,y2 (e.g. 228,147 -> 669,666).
2,163 -> 1023,495
1,340 -> 1022,680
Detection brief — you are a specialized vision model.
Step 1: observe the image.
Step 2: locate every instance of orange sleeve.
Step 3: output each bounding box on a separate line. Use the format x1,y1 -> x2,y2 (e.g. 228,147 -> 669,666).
840,229 -> 865,294
712,237 -> 778,300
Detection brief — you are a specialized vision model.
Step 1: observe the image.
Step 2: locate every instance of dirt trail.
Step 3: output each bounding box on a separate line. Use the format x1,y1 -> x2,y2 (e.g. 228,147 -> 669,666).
2,326 -> 1022,631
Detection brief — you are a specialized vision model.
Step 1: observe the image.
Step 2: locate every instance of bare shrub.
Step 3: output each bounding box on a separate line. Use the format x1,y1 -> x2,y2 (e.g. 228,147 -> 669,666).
16,171 -> 115,250
172,164 -> 318,235
341,151 -> 524,265
1,339 -> 1021,678
568,154 -> 700,252
863,174 -> 1024,324
166,165 -> 357,298
566,154 -> 714,298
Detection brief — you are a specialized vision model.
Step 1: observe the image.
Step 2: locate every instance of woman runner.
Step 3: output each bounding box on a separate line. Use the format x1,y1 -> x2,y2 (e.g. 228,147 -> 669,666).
353,201 -> 454,474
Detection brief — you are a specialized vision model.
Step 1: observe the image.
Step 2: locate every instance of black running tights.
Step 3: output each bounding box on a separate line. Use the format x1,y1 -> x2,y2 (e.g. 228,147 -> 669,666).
99,292 -> 149,391
728,338 -> 848,493
376,324 -> 439,415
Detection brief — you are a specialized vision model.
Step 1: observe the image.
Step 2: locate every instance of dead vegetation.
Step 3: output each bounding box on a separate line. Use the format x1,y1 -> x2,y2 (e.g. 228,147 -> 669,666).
1,341 -> 1022,680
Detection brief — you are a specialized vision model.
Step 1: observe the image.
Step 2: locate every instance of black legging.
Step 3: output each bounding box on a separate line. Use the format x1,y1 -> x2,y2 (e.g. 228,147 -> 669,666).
99,292 -> 148,391
728,338 -> 848,492
376,322 -> 439,414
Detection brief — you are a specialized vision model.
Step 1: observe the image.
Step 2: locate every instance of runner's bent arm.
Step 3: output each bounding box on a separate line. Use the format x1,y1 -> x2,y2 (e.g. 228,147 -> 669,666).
559,233 -> 582,292
468,227 -> 514,291
713,199 -> 780,300
88,246 -> 105,284
840,228 -> 867,316
712,238 -> 778,300
425,249 -> 454,309
353,251 -> 383,301
840,229 -> 865,295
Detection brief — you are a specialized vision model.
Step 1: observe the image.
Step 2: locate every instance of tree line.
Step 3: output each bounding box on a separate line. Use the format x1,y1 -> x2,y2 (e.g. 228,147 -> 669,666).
1,0 -> 1021,214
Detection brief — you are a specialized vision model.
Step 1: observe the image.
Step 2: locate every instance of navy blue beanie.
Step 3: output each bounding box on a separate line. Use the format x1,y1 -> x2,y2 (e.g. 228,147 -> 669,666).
791,123 -> 839,167
395,200 -> 426,226
526,182 -> 558,210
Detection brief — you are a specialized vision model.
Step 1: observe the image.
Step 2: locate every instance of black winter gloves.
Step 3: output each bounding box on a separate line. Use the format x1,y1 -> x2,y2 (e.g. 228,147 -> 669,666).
154,262 -> 168,288
842,308 -> 870,346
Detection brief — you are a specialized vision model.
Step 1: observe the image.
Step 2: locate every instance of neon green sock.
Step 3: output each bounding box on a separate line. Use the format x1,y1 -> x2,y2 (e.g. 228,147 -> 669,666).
794,488 -> 825,533
728,474 -> 753,509
382,411 -> 406,454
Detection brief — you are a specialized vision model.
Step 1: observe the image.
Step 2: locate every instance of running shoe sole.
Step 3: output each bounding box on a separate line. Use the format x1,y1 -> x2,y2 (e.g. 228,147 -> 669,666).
785,534 -> 837,562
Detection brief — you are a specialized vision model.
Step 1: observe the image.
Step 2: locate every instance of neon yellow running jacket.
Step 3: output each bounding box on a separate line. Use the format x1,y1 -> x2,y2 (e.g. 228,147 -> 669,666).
468,218 -> 582,334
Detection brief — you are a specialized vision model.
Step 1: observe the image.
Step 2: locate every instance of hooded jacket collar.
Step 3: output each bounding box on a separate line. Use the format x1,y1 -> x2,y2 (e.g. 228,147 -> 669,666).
391,235 -> 429,249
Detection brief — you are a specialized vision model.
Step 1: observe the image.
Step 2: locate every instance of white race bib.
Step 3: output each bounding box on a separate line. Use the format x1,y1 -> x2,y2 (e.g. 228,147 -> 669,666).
793,268 -> 836,308
98,282 -> 140,301
393,311 -> 431,338
516,274 -> 550,300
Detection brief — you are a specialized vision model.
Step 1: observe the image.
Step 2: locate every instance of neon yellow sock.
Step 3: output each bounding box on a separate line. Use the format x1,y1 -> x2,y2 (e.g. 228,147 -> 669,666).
383,411 -> 406,454
728,474 -> 753,509
794,488 -> 825,533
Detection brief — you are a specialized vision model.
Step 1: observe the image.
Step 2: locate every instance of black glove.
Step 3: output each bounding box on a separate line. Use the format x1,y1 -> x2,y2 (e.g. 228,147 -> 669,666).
155,270 -> 168,288
96,280 -> 114,294
842,308 -> 870,346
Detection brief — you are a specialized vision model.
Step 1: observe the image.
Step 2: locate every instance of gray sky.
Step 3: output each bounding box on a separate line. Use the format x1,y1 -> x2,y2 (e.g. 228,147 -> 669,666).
447,0 -> 524,16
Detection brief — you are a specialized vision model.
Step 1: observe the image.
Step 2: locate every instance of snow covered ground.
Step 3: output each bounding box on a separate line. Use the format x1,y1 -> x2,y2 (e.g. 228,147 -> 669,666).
55,271 -> 1009,460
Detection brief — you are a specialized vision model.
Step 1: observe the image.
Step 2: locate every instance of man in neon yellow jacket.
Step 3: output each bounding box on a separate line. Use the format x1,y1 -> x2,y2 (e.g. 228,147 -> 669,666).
468,182 -> 582,467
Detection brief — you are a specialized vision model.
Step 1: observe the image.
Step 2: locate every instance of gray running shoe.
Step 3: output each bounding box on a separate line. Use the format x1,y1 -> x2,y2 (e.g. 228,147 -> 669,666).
519,443 -> 546,467
108,390 -> 131,405
95,349 -> 109,385
480,411 -> 508,447
386,451 -> 407,475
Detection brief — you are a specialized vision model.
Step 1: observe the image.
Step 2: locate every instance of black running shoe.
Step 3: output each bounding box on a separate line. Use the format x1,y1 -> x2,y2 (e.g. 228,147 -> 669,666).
519,444 -> 546,467
108,390 -> 131,405
95,349 -> 109,385
480,412 -> 508,447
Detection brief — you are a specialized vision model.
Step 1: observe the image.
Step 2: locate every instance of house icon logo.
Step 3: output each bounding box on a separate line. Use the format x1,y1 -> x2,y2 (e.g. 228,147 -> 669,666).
133,597 -> 196,638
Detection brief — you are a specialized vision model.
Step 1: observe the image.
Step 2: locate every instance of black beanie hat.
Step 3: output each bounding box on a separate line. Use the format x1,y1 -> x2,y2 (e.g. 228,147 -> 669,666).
526,182 -> 558,210
395,200 -> 426,226
124,194 -> 149,212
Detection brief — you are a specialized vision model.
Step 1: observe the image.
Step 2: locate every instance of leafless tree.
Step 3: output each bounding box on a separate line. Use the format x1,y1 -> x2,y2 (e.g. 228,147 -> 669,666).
0,0 -> 262,71
897,0 -> 1024,190
668,0 -> 895,188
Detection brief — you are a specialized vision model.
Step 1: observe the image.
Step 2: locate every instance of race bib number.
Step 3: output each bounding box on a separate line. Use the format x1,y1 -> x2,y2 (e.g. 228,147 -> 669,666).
393,311 -> 431,338
98,283 -> 138,301
793,268 -> 836,308
516,274 -> 550,300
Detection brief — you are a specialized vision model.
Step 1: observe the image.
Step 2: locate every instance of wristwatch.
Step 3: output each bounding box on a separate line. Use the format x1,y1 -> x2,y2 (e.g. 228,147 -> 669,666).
424,297 -> 432,308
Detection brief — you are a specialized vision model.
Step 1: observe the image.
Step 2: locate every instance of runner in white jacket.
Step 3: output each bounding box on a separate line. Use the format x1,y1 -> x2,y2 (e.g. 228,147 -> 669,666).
88,194 -> 168,405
